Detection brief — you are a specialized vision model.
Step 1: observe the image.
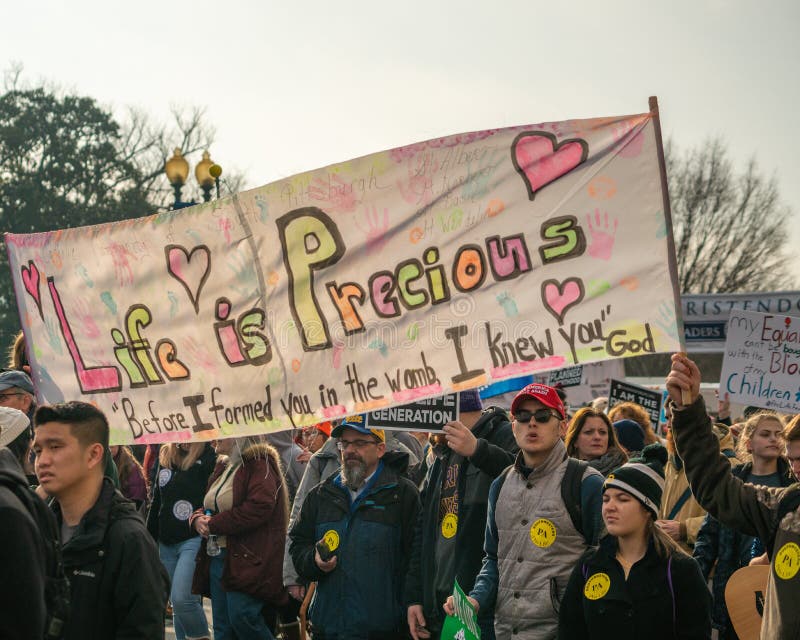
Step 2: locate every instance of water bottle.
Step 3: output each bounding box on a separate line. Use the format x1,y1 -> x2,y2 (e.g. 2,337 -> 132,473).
205,509 -> 221,557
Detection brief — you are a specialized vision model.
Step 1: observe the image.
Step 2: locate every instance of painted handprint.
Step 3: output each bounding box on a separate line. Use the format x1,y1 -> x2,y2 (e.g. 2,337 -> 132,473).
100,291 -> 117,316
397,152 -> 436,206
218,217 -> 233,244
654,301 -> 679,340
496,292 -> 519,318
586,209 -> 619,261
75,264 -> 94,288
73,297 -> 101,339
255,194 -> 270,222
168,291 -> 179,318
368,339 -> 389,357
181,336 -> 217,374
226,249 -> 258,298
105,243 -> 134,287
462,149 -> 504,201
44,316 -> 63,354
355,205 -> 390,255
308,173 -> 358,214
332,340 -> 345,370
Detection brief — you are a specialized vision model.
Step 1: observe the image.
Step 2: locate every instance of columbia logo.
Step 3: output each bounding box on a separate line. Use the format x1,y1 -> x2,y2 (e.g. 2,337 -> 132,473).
73,570 -> 96,578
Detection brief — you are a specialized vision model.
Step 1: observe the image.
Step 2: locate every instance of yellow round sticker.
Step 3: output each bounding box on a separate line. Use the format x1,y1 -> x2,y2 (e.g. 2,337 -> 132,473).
441,513 -> 458,539
584,573 -> 611,600
530,518 -> 557,548
323,530 -> 340,552
774,542 -> 800,580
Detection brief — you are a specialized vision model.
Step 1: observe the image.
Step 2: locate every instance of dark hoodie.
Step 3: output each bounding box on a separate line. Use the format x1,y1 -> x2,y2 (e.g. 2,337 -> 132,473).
0,447 -> 48,640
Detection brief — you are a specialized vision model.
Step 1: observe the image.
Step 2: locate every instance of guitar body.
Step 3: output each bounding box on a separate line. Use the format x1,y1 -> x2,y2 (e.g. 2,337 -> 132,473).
725,565 -> 769,640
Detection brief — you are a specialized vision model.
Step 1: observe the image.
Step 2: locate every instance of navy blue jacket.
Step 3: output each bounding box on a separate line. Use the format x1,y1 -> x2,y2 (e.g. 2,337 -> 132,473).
289,452 -> 420,638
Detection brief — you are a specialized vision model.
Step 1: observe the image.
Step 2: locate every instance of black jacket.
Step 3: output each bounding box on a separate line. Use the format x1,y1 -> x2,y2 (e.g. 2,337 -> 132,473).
404,406 -> 517,628
146,444 -> 216,544
558,536 -> 711,639
55,478 -> 169,640
289,451 -> 420,637
0,448 -> 48,640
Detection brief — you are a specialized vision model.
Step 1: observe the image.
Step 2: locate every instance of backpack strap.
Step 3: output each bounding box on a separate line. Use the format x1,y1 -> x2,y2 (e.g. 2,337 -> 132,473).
666,487 -> 693,521
561,458 -> 587,541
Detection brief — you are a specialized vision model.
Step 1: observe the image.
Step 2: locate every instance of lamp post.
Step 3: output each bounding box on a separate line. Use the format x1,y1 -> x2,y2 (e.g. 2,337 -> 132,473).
164,148 -> 223,209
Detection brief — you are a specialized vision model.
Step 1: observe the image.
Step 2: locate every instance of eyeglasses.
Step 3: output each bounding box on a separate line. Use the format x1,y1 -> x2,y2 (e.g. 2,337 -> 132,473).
0,392 -> 22,404
514,408 -> 560,424
337,438 -> 380,451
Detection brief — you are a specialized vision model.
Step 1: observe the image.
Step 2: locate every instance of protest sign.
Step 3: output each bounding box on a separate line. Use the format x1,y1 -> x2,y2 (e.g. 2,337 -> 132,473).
547,365 -> 584,388
440,580 -> 480,640
366,393 -> 457,432
6,107 -> 683,444
719,310 -> 800,412
608,379 -> 663,425
682,292 -> 800,353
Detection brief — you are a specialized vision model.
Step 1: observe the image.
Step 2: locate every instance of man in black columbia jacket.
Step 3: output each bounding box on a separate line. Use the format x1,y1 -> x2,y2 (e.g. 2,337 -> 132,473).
405,391 -> 517,639
33,401 -> 169,640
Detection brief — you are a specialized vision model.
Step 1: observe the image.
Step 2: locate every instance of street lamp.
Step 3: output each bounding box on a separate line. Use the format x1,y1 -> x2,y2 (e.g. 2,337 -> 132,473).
164,148 -> 223,209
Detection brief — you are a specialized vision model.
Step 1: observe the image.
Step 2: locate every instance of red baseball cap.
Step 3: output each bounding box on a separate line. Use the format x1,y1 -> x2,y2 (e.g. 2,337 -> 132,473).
511,383 -> 566,419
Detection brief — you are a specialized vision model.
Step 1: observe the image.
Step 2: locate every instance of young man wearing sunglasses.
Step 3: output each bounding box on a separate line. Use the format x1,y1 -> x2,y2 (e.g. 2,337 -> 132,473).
451,383 -> 604,639
288,414 -> 420,639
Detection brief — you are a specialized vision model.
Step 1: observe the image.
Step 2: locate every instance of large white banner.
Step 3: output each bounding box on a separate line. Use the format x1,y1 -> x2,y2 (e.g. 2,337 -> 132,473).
6,111 -> 682,444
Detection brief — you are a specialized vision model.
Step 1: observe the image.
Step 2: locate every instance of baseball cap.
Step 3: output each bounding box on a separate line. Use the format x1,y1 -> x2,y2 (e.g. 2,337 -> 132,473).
510,383 -> 566,419
0,370 -> 34,395
0,407 -> 31,447
331,414 -> 385,442
313,421 -> 333,437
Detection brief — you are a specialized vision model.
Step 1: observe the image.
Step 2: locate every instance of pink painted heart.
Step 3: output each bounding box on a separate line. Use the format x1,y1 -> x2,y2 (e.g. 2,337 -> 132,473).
542,278 -> 585,324
512,131 -> 588,200
21,261 -> 44,319
165,245 -> 211,314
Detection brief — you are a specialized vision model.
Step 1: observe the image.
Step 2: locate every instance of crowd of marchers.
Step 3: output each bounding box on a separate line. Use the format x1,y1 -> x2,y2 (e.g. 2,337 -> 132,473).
3,328 -> 800,640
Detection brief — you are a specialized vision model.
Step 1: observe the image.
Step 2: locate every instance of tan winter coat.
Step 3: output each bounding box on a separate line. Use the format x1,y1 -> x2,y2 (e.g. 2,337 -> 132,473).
659,424 -> 739,552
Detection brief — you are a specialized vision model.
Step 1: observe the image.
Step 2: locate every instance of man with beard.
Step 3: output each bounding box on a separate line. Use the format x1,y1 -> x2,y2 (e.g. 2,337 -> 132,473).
289,415 -> 420,639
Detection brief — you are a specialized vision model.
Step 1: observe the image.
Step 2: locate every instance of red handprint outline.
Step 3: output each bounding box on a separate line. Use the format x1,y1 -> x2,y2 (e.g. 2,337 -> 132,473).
355,205 -> 390,255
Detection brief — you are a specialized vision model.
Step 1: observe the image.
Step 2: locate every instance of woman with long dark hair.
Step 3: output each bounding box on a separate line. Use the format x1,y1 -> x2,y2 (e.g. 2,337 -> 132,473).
558,444 -> 711,639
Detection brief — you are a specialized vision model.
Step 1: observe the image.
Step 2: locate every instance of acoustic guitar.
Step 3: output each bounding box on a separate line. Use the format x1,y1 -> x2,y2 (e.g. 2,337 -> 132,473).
724,565 -> 769,640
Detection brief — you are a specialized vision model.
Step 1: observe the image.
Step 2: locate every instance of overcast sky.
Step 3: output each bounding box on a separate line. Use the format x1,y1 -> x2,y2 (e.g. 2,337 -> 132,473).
4,0 -> 799,286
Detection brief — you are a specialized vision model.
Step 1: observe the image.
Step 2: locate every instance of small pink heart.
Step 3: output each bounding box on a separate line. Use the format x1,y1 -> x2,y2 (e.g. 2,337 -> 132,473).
542,278 -> 585,324
21,261 -> 44,320
165,245 -> 211,314
512,131 -> 588,200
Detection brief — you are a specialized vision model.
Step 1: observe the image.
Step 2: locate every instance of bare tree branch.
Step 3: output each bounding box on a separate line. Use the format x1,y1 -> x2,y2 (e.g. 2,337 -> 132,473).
667,137 -> 793,293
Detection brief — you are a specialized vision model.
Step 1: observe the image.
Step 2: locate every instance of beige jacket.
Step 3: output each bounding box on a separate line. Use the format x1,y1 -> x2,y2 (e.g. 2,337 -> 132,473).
659,423 -> 739,551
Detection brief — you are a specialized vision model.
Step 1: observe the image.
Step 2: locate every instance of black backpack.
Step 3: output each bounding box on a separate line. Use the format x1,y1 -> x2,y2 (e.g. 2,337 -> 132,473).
0,473 -> 70,639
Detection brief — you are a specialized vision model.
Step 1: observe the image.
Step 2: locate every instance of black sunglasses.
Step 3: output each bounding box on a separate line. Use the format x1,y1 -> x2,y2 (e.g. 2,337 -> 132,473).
514,408 -> 560,424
